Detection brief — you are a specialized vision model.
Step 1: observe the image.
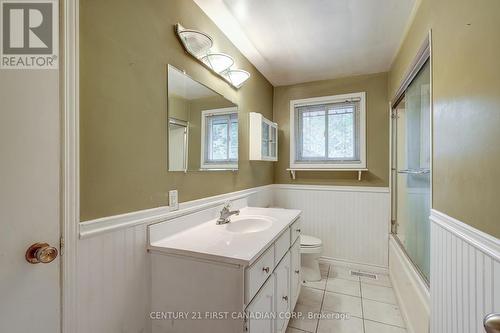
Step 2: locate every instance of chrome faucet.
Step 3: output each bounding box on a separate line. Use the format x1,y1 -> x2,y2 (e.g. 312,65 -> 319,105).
216,201 -> 240,225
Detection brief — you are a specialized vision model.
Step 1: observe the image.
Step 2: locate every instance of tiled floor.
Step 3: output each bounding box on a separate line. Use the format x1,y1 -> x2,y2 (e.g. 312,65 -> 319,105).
287,262 -> 407,333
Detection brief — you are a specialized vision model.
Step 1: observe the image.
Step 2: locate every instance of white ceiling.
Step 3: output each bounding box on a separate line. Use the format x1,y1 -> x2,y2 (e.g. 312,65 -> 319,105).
194,0 -> 416,86
168,66 -> 218,100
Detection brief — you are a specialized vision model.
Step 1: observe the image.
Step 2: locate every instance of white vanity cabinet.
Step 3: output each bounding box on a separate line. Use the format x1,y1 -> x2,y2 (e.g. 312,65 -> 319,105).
246,221 -> 301,333
249,112 -> 278,161
246,252 -> 291,333
149,208 -> 301,333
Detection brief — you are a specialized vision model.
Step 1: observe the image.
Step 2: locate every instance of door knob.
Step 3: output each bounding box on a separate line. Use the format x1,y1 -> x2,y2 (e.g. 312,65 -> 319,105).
485,313 -> 500,333
25,242 -> 58,264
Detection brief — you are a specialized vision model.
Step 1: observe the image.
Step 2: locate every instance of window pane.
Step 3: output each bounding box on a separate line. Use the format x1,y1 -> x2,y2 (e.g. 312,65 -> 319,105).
301,110 -> 325,158
229,119 -> 238,160
293,96 -> 364,166
328,107 -> 355,159
270,126 -> 276,157
262,122 -> 269,157
210,121 -> 228,160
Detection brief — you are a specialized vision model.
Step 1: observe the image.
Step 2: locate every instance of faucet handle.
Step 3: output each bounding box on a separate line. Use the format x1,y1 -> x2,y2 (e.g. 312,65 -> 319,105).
222,201 -> 231,210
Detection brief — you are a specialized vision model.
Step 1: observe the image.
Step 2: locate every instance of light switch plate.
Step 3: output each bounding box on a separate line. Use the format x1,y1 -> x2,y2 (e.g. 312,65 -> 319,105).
169,190 -> 178,211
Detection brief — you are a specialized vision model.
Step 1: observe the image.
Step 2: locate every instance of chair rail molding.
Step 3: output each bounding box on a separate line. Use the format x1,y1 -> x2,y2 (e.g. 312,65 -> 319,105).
430,209 -> 500,333
79,185 -> 274,238
430,209 -> 500,261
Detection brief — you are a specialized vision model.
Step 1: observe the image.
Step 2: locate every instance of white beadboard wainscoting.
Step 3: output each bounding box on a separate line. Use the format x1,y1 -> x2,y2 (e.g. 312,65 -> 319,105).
74,184 -> 392,332
75,185 -> 273,333
430,209 -> 500,333
77,224 -> 151,333
273,184 -> 391,268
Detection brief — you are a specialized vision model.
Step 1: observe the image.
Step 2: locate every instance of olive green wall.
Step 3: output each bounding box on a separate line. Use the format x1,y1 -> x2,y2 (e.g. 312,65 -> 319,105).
168,95 -> 189,122
80,0 -> 274,220
273,72 -> 389,187
388,0 -> 431,98
82,0 -> 500,239
389,0 -> 500,237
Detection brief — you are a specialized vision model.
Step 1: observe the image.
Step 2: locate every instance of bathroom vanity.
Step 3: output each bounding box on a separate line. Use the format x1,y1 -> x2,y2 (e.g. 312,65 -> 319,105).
148,207 -> 302,333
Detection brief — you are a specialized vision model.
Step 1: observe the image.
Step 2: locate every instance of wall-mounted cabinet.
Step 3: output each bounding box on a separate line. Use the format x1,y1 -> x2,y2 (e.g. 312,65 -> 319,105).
249,112 -> 278,161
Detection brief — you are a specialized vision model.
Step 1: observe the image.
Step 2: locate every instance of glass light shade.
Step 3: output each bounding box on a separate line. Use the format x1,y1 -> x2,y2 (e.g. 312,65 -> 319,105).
177,24 -> 213,57
224,69 -> 250,88
200,53 -> 234,74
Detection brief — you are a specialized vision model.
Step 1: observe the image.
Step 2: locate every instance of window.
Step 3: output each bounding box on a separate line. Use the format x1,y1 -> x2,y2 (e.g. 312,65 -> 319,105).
201,107 -> 238,169
290,92 -> 366,169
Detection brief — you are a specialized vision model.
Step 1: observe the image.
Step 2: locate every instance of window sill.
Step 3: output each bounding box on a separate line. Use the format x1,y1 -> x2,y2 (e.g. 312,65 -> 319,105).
286,168 -> 368,181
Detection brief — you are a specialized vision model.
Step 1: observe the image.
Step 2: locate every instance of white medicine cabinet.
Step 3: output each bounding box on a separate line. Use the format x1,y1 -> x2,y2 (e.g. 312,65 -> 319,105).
249,112 -> 278,161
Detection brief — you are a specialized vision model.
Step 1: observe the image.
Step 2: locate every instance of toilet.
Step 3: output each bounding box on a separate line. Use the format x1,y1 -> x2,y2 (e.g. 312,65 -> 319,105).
300,234 -> 323,282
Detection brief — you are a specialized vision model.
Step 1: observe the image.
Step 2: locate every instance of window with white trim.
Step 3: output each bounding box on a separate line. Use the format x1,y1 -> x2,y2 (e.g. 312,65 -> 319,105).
290,92 -> 366,169
201,107 -> 238,169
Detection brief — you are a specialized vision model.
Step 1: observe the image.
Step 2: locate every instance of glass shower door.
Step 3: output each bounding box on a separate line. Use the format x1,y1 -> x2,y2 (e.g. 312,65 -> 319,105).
392,61 -> 431,282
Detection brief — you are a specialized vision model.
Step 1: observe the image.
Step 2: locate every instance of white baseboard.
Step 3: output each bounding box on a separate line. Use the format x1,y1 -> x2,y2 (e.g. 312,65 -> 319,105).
319,256 -> 389,275
389,235 -> 430,333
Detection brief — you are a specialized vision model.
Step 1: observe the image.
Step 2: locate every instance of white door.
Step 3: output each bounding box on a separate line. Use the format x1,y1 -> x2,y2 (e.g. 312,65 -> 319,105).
0,69 -> 61,330
290,239 -> 301,309
168,121 -> 188,171
247,277 -> 275,333
275,253 -> 291,333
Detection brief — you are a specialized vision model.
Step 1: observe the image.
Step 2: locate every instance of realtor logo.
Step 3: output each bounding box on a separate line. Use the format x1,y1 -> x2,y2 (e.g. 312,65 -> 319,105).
0,0 -> 58,69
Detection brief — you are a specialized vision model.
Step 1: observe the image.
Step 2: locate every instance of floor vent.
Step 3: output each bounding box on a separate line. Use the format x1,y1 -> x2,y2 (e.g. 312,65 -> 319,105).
350,271 -> 377,279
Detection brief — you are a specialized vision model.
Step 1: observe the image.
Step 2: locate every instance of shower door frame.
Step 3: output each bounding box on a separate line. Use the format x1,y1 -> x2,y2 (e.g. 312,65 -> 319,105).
389,31 -> 433,286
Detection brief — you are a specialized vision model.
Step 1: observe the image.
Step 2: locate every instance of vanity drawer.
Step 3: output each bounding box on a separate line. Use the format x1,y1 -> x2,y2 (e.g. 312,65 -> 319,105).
274,228 -> 291,266
290,218 -> 301,244
245,245 -> 275,304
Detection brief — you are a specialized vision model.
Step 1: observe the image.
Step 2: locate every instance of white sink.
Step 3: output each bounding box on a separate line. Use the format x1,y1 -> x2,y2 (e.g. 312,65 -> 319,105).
224,215 -> 274,234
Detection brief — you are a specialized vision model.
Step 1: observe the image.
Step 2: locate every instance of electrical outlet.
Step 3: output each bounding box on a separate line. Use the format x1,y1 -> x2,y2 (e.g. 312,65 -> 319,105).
169,190 -> 178,211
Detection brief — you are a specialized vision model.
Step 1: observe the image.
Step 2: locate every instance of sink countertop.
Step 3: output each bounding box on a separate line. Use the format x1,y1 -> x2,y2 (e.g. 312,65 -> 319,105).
148,207 -> 301,266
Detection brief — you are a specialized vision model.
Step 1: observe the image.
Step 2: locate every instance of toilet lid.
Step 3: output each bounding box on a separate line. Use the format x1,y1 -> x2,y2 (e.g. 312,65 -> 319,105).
300,234 -> 322,247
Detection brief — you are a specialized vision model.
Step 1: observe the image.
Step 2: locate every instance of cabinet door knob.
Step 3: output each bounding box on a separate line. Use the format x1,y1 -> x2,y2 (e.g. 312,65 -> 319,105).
282,295 -> 288,302
25,242 -> 58,264
296,228 -> 301,232
295,269 -> 300,274
262,267 -> 270,273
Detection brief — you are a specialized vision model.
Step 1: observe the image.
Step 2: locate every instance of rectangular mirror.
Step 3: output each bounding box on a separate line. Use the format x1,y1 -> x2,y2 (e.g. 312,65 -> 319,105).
168,65 -> 238,171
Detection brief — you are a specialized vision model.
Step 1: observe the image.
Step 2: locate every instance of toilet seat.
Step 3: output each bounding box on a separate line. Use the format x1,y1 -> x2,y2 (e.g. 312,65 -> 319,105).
300,234 -> 322,248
